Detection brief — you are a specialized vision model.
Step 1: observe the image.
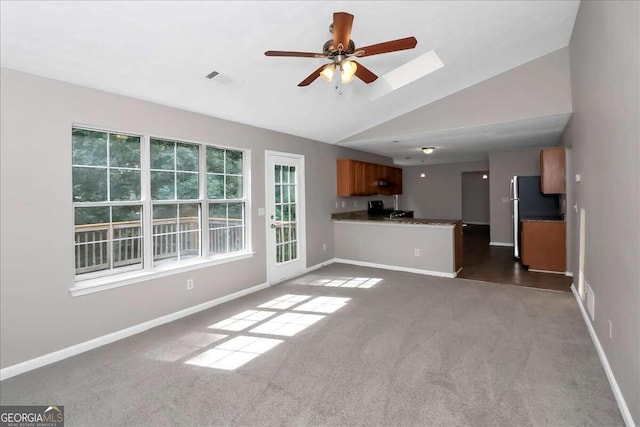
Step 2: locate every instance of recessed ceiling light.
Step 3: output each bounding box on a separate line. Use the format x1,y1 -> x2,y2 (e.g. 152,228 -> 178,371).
420,172 -> 426,178
482,174 -> 488,179
422,147 -> 435,154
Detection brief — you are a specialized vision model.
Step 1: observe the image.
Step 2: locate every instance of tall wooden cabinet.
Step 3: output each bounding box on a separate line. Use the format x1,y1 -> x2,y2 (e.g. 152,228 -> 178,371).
337,159 -> 402,197
540,148 -> 566,194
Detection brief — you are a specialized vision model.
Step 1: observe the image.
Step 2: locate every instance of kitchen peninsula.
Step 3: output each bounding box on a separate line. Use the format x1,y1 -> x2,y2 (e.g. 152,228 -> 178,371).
332,211 -> 463,278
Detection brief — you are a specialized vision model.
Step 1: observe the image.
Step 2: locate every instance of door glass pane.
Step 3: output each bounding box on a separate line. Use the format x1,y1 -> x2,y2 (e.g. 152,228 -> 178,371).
275,165 -> 281,184
289,166 -> 296,184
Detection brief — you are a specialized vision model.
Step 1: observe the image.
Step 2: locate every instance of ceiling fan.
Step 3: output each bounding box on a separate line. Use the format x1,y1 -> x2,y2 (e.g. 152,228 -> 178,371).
265,12 -> 417,87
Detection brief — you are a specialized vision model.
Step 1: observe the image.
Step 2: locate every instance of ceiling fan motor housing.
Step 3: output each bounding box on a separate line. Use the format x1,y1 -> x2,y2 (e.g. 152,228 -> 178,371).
323,39 -> 356,56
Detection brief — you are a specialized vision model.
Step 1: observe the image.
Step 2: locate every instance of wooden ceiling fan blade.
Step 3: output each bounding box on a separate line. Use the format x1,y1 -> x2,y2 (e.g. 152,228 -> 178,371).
298,64 -> 330,87
333,12 -> 354,51
265,50 -> 326,58
353,61 -> 378,84
357,36 -> 417,57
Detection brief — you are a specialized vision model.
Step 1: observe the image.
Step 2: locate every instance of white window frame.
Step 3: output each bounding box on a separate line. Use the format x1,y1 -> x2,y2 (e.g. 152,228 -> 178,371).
70,125 -> 253,297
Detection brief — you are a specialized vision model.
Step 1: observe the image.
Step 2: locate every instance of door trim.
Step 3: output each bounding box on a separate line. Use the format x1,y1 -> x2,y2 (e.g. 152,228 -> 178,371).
264,150 -> 307,285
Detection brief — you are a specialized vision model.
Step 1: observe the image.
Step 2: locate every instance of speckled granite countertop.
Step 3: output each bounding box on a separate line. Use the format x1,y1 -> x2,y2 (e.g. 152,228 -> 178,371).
331,211 -> 459,226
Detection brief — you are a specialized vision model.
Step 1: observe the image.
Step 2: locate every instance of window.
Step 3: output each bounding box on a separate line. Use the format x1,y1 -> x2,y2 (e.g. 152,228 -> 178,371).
72,127 -> 249,283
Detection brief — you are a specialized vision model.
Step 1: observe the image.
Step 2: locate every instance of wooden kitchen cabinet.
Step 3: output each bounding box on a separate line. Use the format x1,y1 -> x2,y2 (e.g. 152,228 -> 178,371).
540,148 -> 566,194
337,159 -> 403,196
521,220 -> 566,272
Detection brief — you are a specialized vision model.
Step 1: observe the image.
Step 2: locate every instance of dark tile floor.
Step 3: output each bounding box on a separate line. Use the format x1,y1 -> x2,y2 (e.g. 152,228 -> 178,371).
457,224 -> 572,292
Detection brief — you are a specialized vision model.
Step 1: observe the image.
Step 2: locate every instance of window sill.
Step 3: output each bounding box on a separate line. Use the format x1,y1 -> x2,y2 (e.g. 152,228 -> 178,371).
69,251 -> 255,297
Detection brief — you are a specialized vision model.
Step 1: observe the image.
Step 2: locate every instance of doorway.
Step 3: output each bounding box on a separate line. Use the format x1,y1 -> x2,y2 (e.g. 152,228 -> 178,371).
265,151 -> 306,285
461,171 -> 490,225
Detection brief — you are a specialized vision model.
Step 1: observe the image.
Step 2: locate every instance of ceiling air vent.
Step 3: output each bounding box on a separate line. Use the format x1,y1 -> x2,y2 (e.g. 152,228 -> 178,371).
205,70 -> 233,85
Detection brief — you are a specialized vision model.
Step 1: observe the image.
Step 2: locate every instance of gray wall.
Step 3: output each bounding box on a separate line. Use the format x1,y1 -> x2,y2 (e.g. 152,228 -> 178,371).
562,1 -> 640,423
334,222 -> 455,274
343,47 -> 571,143
403,161 -> 489,220
0,68 -> 391,368
488,149 -> 541,244
461,172 -> 490,224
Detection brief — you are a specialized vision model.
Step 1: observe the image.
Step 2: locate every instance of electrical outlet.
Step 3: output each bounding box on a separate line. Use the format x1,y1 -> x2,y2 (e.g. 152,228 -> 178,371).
353,201 -> 357,207
323,243 -> 327,251
186,279 -> 194,290
341,201 -> 346,208
335,202 -> 339,209
609,319 -> 612,339
414,248 -> 420,257
576,174 -> 582,182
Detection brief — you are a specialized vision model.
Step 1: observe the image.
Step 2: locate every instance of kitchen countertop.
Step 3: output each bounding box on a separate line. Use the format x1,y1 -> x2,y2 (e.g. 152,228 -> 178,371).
331,210 -> 459,226
521,219 -> 566,223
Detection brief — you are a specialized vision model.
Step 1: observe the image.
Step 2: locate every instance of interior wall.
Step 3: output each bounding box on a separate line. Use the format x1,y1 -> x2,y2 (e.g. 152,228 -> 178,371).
0,68 -> 392,369
403,161 -> 489,220
562,1 -> 640,423
461,172 -> 490,224
343,47 -> 571,143
488,148 -> 541,244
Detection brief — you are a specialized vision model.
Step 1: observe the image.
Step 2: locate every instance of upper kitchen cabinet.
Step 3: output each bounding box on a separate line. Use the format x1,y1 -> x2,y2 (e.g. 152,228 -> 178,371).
379,165 -> 402,196
540,148 -> 566,194
337,159 -> 402,196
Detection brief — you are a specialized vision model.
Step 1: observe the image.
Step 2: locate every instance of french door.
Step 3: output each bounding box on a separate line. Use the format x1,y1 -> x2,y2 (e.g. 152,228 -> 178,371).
265,151 -> 306,284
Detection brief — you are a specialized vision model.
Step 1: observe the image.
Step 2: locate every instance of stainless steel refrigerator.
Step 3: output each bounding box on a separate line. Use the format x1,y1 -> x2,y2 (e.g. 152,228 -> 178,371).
510,176 -> 561,258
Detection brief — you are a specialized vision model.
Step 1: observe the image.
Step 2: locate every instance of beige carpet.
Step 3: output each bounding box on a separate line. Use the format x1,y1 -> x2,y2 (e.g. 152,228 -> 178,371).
0,263 -> 623,426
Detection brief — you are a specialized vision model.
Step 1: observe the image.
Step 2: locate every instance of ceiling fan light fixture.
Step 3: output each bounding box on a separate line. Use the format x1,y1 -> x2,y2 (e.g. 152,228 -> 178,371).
340,60 -> 358,84
320,64 -> 336,82
422,147 -> 435,154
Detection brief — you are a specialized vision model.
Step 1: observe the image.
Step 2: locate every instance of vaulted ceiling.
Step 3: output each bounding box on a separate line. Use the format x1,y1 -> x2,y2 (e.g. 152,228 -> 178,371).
0,1 -> 580,163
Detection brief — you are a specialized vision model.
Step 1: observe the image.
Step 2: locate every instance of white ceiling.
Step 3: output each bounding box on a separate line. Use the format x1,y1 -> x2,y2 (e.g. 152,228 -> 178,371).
342,114 -> 572,166
1,1 -> 579,154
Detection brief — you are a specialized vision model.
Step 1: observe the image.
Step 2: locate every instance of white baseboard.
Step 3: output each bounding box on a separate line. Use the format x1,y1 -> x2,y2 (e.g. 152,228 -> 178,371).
304,259 -> 336,274
565,271 -> 574,277
333,258 -> 456,278
0,281 -> 269,381
489,241 -> 514,247
570,284 -> 635,427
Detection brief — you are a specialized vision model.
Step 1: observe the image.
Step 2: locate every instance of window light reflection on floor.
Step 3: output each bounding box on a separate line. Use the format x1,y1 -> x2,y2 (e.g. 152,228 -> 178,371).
298,276 -> 383,289
250,312 -> 325,337
257,294 -> 311,310
294,296 -> 350,314
209,310 -> 276,332
185,336 -> 283,371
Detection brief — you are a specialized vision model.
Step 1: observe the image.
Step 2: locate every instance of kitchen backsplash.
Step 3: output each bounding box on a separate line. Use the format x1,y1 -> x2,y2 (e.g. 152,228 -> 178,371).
333,195 -> 400,213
